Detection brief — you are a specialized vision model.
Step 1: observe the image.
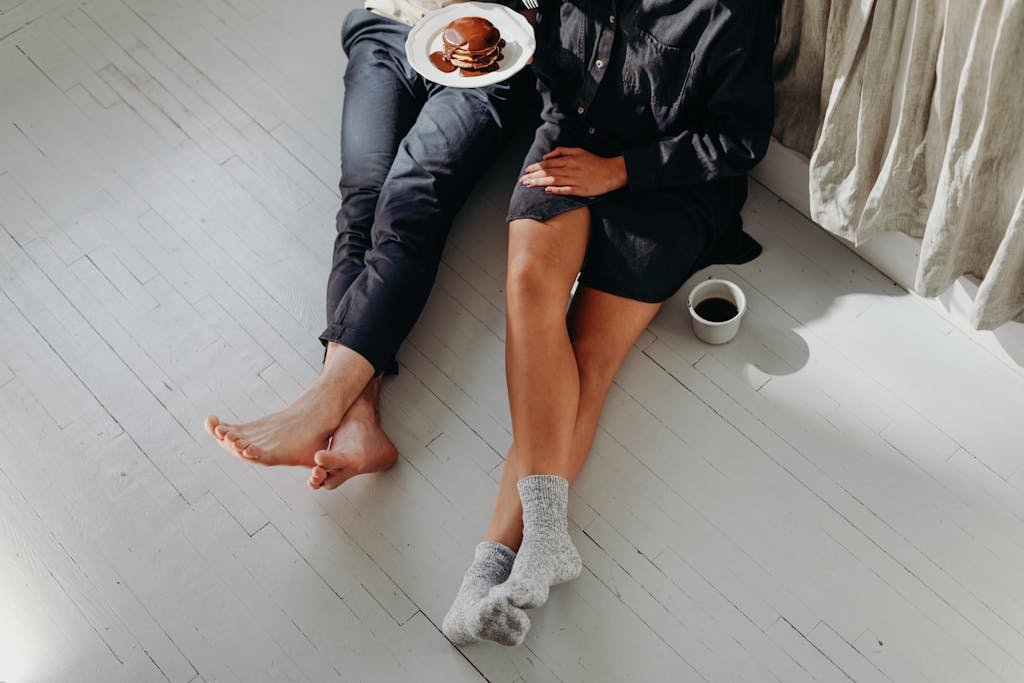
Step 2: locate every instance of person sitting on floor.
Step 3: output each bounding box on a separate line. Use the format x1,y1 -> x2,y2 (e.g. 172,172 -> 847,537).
442,0 -> 781,646
205,0 -> 534,489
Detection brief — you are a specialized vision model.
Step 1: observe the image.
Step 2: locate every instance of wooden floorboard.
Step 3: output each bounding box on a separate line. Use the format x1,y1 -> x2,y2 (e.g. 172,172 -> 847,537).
1,0 -> 1023,681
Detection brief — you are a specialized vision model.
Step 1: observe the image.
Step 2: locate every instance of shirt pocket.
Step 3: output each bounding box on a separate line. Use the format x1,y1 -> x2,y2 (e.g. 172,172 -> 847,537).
622,21 -> 696,131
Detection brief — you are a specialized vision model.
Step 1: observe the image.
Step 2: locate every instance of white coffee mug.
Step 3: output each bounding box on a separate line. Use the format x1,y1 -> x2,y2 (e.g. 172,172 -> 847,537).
687,279 -> 747,344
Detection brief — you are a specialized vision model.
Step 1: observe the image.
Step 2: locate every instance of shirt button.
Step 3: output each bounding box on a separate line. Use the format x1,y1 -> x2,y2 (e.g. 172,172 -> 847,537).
587,127 -> 596,135
577,106 -> 585,115
609,15 -> 616,23
595,59 -> 604,68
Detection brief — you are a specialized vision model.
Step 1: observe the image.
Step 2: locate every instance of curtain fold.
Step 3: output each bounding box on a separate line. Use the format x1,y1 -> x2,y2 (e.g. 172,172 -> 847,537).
773,0 -> 1024,329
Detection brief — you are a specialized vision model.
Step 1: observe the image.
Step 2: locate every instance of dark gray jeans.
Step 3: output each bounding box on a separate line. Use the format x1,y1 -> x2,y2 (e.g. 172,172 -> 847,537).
321,9 -> 533,374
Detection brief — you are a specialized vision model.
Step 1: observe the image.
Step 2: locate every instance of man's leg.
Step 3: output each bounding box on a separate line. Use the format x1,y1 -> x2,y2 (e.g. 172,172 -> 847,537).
307,374 -> 397,490
319,75 -> 530,375
205,17 -> 421,467
325,21 -> 423,335
204,344 -> 373,467
310,73 -> 531,484
303,24 -> 426,482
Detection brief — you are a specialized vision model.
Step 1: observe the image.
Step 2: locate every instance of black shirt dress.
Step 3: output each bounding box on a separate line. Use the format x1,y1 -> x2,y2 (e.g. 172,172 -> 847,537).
508,0 -> 779,302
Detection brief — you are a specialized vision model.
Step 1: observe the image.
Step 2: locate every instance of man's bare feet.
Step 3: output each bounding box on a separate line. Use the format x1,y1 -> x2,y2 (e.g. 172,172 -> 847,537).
205,380 -> 350,468
308,377 -> 398,490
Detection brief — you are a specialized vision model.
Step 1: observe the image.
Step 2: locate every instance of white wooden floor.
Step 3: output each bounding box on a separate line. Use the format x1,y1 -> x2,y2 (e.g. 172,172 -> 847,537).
2,1 -> 1024,681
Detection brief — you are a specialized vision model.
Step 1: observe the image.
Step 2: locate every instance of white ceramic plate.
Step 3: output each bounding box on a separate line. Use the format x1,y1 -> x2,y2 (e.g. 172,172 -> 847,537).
406,2 -> 535,88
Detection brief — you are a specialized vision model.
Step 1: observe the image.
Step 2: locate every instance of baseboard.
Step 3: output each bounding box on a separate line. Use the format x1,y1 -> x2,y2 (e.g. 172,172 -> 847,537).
751,140 -> 1024,373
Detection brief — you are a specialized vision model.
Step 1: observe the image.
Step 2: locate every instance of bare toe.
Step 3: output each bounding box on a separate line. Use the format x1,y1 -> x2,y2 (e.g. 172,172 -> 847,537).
214,422 -> 232,439
241,443 -> 262,461
205,416 -> 222,439
309,463 -> 331,490
223,431 -> 246,457
311,402 -> 398,491
313,449 -> 361,490
314,449 -> 356,470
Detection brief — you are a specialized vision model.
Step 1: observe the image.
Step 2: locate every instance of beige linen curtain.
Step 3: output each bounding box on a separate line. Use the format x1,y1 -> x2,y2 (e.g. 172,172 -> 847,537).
773,0 -> 1024,329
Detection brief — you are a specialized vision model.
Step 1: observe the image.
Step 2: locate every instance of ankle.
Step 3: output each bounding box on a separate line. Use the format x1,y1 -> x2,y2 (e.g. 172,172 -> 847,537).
485,528 -> 523,553
314,365 -> 354,397
297,378 -> 348,424
318,343 -> 375,400
345,394 -> 380,424
517,475 -> 570,530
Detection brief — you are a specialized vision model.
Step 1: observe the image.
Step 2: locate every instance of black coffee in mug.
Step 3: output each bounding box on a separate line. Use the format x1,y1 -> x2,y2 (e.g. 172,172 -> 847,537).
694,297 -> 738,323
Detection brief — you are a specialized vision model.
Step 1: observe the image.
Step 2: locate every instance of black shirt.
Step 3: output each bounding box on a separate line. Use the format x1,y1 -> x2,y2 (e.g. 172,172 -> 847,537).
531,0 -> 778,192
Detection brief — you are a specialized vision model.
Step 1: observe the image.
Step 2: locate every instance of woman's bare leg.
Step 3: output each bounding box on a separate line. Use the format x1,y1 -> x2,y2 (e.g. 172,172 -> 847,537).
504,208 -> 591,480
442,288 -> 660,646
204,342 -> 374,467
441,210 -> 588,646
486,287 -> 661,551
494,224 -> 663,614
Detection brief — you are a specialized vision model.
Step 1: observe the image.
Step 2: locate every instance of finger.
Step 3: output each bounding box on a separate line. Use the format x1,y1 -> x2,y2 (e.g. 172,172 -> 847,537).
542,146 -> 580,160
524,163 -> 548,178
525,175 -> 567,188
545,186 -> 577,195
524,172 -> 578,188
520,166 -> 571,184
520,173 -> 554,186
523,159 -> 570,174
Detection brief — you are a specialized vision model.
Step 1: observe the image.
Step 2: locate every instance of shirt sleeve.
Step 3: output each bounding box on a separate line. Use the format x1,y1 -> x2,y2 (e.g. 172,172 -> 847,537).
622,5 -> 776,192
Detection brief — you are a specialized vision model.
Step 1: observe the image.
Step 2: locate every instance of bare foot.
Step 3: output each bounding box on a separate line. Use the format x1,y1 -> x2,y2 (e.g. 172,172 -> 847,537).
205,379 -> 350,467
308,378 -> 398,490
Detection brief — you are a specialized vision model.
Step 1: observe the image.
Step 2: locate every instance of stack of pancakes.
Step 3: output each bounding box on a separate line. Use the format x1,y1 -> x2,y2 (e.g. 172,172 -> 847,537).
441,17 -> 504,74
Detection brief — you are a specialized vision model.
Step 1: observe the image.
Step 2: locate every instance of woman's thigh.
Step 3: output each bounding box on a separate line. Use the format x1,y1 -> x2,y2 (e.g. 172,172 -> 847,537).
568,286 -> 661,383
507,207 -> 592,297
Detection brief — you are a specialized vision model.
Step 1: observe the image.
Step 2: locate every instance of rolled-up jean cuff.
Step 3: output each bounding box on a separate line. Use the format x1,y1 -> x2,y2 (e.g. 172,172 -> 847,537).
319,324 -> 399,376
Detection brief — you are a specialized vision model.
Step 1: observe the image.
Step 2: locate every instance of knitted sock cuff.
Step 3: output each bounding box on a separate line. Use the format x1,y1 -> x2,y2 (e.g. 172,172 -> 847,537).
517,474 -> 570,530
472,540 -> 516,575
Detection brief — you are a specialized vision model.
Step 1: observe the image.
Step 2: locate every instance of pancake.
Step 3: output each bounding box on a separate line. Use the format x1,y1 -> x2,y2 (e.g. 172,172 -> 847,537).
429,16 -> 505,77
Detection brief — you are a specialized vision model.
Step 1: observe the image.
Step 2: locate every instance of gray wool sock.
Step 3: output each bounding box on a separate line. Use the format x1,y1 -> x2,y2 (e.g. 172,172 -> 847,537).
490,475 -> 582,610
442,541 -> 530,646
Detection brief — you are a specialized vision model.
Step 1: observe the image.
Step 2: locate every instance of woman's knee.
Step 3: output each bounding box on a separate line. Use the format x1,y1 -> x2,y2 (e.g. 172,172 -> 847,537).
505,250 -> 570,312
506,214 -> 588,309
